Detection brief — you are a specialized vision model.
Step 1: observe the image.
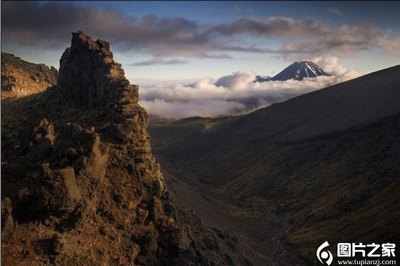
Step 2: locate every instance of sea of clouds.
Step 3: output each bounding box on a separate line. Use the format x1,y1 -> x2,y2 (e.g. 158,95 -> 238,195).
136,57 -> 360,119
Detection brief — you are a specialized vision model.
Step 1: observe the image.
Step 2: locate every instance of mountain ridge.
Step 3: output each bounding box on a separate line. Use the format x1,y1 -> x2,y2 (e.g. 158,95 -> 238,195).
1,52 -> 58,98
243,64 -> 400,141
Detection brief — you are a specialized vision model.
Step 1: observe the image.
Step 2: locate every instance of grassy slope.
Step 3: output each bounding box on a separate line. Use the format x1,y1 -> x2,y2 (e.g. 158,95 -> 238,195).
149,66 -> 400,262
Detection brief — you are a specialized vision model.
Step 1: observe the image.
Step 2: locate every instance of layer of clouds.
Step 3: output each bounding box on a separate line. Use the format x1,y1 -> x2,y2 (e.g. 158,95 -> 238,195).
198,53 -> 232,59
3,2 -> 400,60
2,2 -> 209,57
210,17 -> 327,38
312,56 -> 360,80
139,57 -> 360,119
140,99 -> 245,119
131,58 -> 188,66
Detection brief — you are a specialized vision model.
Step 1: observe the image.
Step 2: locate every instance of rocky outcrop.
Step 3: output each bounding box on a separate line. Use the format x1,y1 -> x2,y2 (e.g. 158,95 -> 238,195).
58,31 -> 135,108
1,32 -> 249,265
1,53 -> 57,98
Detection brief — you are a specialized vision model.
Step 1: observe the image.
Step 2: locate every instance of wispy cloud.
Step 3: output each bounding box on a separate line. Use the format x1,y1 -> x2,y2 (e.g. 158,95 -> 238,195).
327,7 -> 343,16
198,53 -> 232,59
210,17 -> 327,38
233,5 -> 241,14
131,58 -> 188,66
141,99 -> 244,119
232,5 -> 254,14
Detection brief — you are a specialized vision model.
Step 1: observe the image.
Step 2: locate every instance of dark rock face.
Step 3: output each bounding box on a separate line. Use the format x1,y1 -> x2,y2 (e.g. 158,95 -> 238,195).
58,31 -> 136,108
1,53 -> 57,97
1,198 -> 14,242
1,32 -> 249,265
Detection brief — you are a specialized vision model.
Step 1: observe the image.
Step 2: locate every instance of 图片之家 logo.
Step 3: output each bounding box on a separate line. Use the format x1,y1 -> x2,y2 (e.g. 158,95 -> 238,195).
316,241 -> 396,265
337,243 -> 396,258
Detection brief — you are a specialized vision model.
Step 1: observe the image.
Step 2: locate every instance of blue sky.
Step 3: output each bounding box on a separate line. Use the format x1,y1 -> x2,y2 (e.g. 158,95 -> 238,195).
76,1 -> 400,27
3,1 -> 400,80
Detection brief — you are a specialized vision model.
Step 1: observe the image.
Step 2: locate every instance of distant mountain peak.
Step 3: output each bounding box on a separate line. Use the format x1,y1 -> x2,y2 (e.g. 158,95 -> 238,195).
271,61 -> 330,81
255,61 -> 330,83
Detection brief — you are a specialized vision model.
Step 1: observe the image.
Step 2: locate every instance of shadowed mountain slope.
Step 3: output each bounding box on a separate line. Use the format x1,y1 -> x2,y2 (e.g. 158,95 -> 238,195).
149,65 -> 400,262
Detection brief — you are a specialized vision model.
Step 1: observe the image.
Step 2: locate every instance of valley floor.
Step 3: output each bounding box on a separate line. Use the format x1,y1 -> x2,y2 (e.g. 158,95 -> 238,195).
156,157 -> 305,265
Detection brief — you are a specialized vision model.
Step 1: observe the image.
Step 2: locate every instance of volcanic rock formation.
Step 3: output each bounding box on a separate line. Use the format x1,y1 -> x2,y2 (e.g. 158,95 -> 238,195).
1,31 -> 249,265
271,61 -> 329,81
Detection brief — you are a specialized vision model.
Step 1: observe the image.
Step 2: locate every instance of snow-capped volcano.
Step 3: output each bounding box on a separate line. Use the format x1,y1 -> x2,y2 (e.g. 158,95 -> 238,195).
271,61 -> 330,81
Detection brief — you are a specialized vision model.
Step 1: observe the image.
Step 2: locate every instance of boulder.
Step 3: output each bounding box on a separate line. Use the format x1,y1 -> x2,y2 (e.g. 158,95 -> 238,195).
50,233 -> 66,254
27,164 -> 82,216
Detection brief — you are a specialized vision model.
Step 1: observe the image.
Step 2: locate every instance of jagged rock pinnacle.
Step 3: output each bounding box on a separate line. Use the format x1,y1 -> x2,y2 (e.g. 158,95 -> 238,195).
58,31 -> 137,108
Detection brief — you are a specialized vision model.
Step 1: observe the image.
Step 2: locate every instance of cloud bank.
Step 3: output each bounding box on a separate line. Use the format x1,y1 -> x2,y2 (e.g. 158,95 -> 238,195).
138,57 -> 360,119
3,2 -> 400,61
